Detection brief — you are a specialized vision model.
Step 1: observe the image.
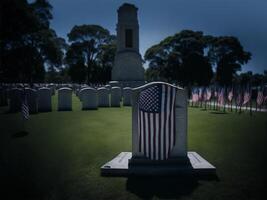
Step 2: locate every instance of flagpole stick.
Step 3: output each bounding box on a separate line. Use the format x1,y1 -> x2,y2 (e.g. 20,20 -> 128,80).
250,99 -> 252,116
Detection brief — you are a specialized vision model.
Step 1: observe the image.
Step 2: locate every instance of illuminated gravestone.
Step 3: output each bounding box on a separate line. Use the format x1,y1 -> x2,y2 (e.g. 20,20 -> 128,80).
101,82 -> 216,176
111,3 -> 145,87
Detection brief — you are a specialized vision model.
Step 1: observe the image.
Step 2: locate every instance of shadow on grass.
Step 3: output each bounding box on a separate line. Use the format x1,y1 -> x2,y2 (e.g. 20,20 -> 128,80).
210,111 -> 228,115
12,131 -> 29,138
127,175 -> 208,199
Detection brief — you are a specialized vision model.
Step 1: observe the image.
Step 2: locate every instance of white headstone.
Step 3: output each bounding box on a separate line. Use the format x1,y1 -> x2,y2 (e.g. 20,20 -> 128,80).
38,87 -> 52,112
131,82 -> 188,160
58,87 -> 72,111
80,87 -> 98,110
111,87 -> 121,107
97,87 -> 110,107
101,82 -> 216,176
123,87 -> 133,106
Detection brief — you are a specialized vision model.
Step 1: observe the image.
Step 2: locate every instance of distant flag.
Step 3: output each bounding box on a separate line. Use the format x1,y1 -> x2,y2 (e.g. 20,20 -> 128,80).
218,88 -> 225,106
138,84 -> 177,160
228,88 -> 234,102
256,90 -> 264,107
192,88 -> 199,103
21,92 -> 29,120
235,90 -> 243,113
243,88 -> 251,106
214,89 -> 218,98
198,88 -> 203,101
206,88 -> 212,101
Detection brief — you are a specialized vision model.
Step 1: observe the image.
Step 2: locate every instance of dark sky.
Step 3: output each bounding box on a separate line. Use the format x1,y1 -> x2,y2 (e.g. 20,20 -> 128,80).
50,0 -> 267,74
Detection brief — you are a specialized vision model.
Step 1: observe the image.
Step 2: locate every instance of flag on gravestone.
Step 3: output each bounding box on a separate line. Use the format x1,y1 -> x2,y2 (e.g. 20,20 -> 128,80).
138,84 -> 177,160
235,90 -> 243,107
21,92 -> 29,120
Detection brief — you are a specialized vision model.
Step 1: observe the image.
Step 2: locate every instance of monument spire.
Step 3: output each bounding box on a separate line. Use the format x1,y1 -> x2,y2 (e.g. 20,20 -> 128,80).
111,3 -> 144,87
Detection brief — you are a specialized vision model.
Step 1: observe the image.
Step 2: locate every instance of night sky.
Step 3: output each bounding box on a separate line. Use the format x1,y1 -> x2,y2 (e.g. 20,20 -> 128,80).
50,0 -> 267,73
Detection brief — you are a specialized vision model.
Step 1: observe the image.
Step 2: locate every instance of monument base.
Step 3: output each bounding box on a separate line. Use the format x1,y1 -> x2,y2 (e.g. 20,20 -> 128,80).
101,152 -> 216,176
110,80 -> 145,88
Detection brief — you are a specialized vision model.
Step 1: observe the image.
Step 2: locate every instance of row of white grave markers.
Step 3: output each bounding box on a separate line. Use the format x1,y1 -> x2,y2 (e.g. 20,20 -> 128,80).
8,87 -> 53,113
77,87 -> 133,109
3,86 -> 134,113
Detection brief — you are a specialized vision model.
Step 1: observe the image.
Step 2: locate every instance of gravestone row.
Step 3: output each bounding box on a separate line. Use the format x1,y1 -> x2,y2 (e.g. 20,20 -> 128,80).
3,86 -> 134,112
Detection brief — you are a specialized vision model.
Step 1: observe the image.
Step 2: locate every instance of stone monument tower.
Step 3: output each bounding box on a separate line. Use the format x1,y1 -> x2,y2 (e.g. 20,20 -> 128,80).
111,3 -> 144,87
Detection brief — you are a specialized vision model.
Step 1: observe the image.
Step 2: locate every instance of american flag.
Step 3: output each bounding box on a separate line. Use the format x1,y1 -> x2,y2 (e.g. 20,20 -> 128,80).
206,89 -> 212,101
235,92 -> 243,106
256,90 -> 264,106
192,88 -> 199,103
218,88 -> 225,106
198,88 -> 203,101
138,84 -> 177,160
228,88 -> 233,102
21,93 -> 29,120
243,89 -> 251,105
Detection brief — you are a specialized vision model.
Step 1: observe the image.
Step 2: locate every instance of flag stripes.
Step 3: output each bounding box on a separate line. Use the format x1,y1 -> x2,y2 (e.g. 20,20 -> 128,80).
256,91 -> 264,106
21,93 -> 29,120
138,84 -> 176,160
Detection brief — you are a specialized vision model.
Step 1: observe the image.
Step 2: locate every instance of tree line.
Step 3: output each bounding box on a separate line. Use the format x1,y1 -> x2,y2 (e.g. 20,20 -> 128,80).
1,0 -> 266,87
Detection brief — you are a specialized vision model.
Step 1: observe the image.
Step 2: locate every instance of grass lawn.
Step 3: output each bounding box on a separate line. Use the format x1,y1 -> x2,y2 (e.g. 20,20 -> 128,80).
0,93 -> 266,200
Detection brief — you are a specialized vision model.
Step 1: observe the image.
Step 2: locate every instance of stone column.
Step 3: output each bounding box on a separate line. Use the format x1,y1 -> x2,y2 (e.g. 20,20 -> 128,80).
112,3 -> 144,83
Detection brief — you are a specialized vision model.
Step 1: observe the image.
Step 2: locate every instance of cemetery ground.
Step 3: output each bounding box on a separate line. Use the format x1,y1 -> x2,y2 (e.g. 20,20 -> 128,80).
0,94 -> 266,200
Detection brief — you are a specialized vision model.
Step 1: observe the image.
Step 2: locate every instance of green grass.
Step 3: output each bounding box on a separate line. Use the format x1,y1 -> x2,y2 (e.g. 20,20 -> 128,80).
0,94 -> 266,200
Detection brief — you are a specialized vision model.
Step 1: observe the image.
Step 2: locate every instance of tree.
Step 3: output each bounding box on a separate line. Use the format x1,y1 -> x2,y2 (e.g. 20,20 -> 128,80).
207,36 -> 251,86
0,0 -> 65,83
144,30 -> 213,86
66,25 -> 115,84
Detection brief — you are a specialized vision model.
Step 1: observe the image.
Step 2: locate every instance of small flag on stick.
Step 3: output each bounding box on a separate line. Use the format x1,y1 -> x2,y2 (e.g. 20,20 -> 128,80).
21,93 -> 29,120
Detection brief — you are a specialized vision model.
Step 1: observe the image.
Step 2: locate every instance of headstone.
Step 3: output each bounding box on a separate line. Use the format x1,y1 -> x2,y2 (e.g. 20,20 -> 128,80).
80,87 -> 98,110
97,87 -> 110,107
123,87 -> 132,106
101,82 -> 216,176
0,87 -> 8,106
25,88 -> 38,114
111,3 -> 144,83
105,85 -> 111,90
109,81 -> 120,88
110,87 -> 121,107
38,87 -> 52,112
8,88 -> 23,112
58,87 -> 72,111
48,84 -> 55,95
